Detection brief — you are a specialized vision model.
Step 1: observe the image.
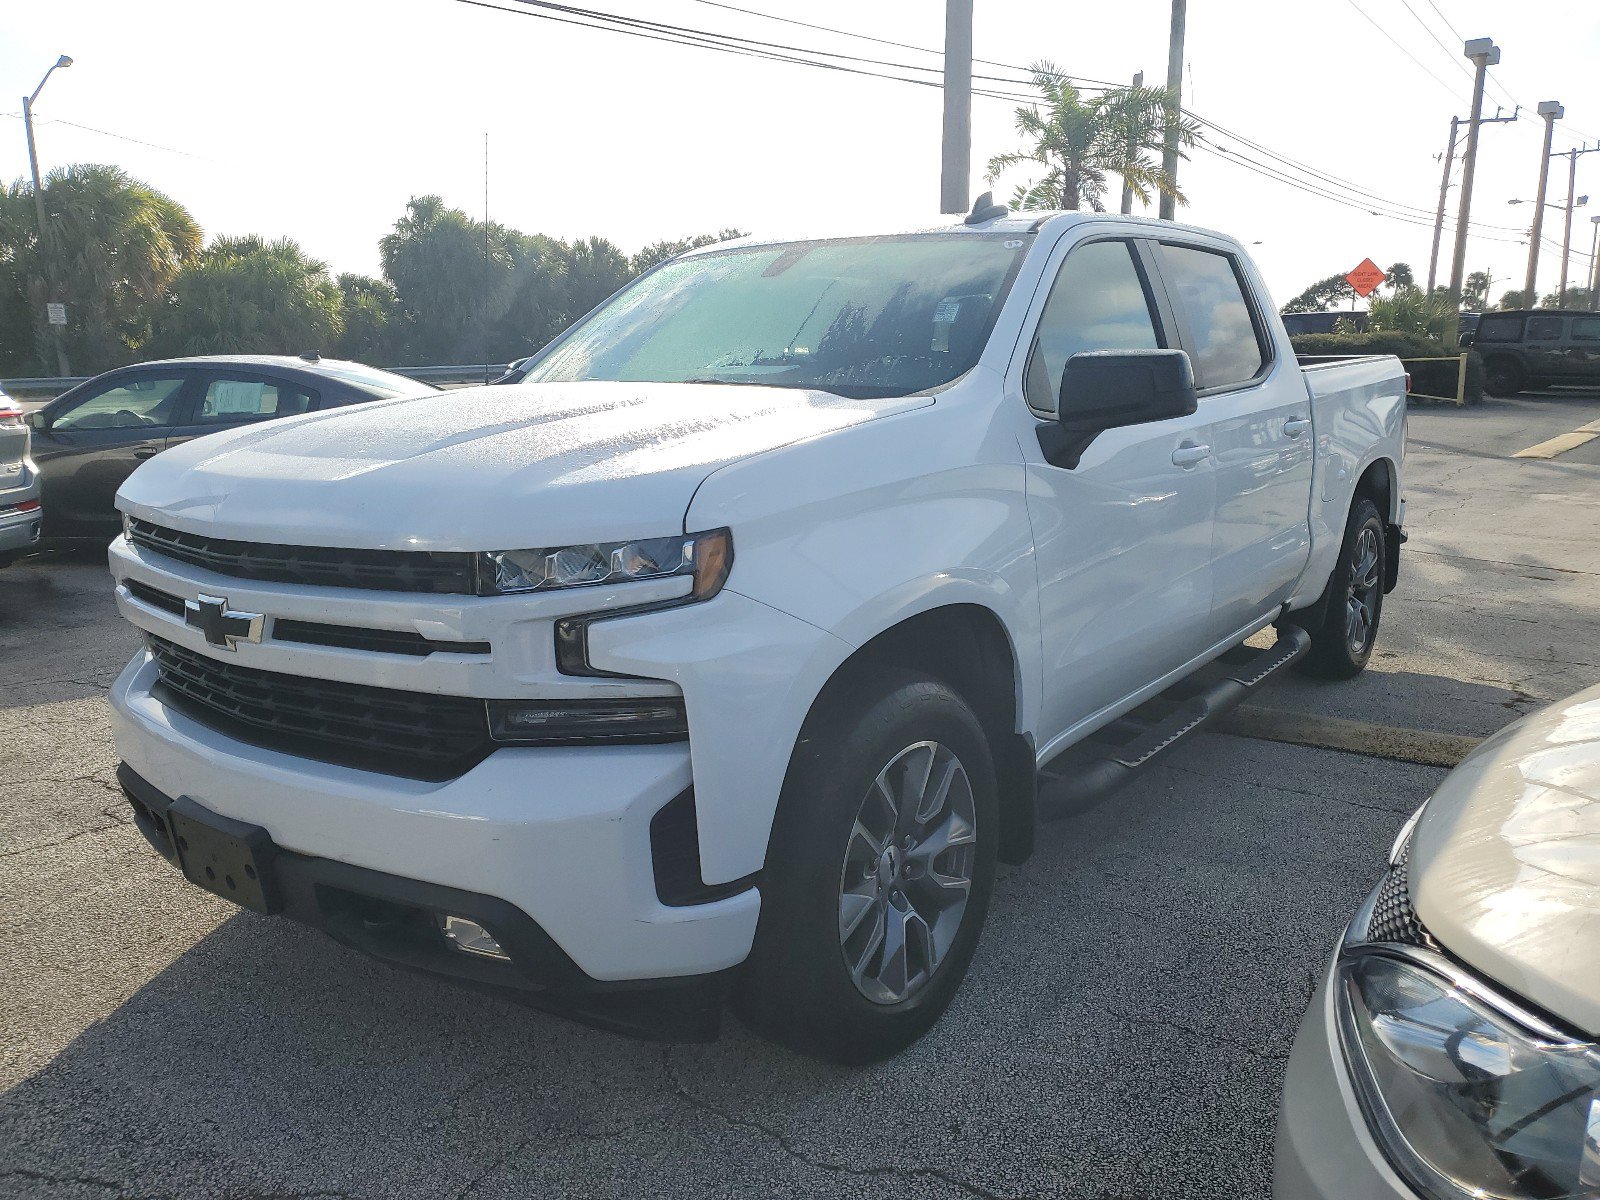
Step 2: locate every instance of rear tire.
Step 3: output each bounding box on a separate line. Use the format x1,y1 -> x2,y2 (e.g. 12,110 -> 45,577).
735,670 -> 999,1064
1485,358 -> 1525,397
1286,497 -> 1386,681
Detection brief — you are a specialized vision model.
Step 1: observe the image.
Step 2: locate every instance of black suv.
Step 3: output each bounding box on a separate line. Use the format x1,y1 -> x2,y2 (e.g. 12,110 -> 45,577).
1467,309 -> 1600,396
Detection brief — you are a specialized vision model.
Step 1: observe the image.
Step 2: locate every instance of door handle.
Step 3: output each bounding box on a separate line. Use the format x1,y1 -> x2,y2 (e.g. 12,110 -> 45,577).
1284,417 -> 1312,438
1171,442 -> 1210,468
133,448 -> 160,460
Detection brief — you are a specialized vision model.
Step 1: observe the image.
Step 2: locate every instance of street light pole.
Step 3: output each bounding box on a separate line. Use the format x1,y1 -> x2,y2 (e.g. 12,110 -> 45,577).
1158,0 -> 1187,221
1524,101 -> 1563,302
1589,214 -> 1600,311
22,54 -> 73,376
939,0 -> 973,214
1448,38 -> 1500,306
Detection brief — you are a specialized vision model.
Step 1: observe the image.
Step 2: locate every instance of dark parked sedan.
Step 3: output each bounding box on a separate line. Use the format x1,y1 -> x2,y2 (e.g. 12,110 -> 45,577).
27,355 -> 435,540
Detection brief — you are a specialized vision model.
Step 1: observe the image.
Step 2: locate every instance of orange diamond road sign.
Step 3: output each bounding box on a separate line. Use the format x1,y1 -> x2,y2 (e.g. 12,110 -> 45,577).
1346,258 -> 1387,298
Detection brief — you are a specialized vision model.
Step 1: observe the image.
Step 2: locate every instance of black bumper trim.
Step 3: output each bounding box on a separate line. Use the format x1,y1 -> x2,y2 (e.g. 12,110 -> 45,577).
117,764 -> 736,1040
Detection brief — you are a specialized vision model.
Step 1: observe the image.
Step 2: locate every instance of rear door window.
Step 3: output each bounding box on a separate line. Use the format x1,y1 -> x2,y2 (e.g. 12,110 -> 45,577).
1024,239 -> 1163,414
1569,316 -> 1600,342
1157,244 -> 1268,390
1526,316 -> 1565,342
196,376 -> 318,425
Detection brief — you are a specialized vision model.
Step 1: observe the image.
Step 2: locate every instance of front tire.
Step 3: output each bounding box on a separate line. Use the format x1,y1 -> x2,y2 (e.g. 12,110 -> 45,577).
735,670 -> 999,1064
1288,496 -> 1386,680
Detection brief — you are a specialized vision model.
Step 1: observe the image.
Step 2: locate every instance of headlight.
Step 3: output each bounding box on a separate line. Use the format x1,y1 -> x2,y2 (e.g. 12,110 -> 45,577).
478,528 -> 732,598
1337,948 -> 1600,1199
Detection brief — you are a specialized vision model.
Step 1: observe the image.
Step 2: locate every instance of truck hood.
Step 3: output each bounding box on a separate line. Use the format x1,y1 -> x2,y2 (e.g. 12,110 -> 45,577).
1411,683 -> 1600,1035
118,381 -> 926,550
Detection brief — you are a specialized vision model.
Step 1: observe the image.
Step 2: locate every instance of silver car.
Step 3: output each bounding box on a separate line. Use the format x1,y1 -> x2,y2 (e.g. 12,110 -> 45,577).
0,388 -> 42,566
1276,683 -> 1600,1199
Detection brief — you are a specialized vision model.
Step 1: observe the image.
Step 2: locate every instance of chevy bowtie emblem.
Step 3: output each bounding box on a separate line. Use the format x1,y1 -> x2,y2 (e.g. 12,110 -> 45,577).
184,594 -> 264,651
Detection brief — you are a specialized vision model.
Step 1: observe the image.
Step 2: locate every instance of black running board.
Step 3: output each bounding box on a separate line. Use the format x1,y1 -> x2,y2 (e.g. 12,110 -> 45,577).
1036,625 -> 1311,819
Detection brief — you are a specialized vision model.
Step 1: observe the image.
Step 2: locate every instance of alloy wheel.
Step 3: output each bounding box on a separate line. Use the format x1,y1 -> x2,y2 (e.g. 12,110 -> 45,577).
1345,525 -> 1382,656
837,740 -> 978,1006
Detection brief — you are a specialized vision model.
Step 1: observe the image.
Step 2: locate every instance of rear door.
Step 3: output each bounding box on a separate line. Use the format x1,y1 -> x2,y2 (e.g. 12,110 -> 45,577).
0,392 -> 29,492
165,369 -> 321,451
31,369 -> 196,536
1152,239 -> 1314,644
1524,314 -> 1567,383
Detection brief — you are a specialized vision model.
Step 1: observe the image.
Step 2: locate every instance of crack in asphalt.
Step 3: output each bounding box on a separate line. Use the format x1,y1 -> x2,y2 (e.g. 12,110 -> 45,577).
661,1046 -> 1027,1200
1104,1009 -> 1291,1065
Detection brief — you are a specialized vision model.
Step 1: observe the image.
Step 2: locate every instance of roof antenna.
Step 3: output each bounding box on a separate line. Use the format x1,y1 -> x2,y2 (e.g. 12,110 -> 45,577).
965,190 -> 1009,225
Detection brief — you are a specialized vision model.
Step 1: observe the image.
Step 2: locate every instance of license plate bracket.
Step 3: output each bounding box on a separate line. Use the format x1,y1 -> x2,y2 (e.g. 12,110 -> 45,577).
167,796 -> 282,914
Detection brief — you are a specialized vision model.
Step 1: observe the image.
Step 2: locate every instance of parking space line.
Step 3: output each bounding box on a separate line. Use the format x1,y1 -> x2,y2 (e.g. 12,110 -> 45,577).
1213,705 -> 1483,767
1513,429 -> 1600,459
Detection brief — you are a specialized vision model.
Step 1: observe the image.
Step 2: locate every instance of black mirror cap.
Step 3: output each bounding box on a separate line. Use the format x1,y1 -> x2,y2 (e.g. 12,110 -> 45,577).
1057,349 -> 1198,433
1458,332 -> 1475,348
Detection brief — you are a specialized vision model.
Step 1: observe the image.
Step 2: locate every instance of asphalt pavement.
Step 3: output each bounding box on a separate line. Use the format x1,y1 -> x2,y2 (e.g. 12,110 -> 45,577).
3,388 -> 1599,1199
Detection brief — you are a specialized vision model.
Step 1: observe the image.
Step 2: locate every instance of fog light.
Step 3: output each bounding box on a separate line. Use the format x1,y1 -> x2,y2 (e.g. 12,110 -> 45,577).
438,915 -> 510,961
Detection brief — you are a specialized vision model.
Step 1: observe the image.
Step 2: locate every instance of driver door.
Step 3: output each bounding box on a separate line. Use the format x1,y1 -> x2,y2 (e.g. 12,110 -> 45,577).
31,369 -> 197,537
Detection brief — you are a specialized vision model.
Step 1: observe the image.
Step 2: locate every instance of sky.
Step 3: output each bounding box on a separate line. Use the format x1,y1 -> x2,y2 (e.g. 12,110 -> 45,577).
5,0 -> 1600,314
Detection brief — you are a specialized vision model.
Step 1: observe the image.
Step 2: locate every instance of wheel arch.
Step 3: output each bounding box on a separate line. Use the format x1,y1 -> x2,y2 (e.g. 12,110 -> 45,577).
800,603 -> 1036,865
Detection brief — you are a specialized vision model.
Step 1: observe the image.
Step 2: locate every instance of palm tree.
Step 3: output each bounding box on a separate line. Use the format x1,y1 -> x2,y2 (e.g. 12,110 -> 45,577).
0,164 -> 200,372
150,235 -> 341,357
985,62 -> 1196,212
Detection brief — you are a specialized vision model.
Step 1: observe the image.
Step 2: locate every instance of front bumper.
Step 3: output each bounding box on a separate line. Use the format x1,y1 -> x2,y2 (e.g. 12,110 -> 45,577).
109,650 -> 762,987
1274,953 -> 1419,1199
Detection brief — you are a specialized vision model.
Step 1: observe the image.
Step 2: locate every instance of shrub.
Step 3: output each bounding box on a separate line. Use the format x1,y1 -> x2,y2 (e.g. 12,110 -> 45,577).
1290,331 -> 1483,405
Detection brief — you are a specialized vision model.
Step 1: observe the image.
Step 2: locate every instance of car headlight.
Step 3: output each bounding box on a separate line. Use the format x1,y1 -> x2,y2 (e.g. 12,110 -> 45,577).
1337,826 -> 1600,1200
478,528 -> 732,598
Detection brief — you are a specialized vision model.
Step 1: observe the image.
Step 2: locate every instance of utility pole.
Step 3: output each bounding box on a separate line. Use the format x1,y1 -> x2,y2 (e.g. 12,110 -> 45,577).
1158,0 -> 1187,221
939,0 -> 973,214
1427,117 -> 1459,293
1120,70 -> 1144,215
1524,101 -> 1563,302
1448,38 -> 1500,306
1428,110 -> 1517,293
22,54 -> 74,376
1557,147 -> 1598,300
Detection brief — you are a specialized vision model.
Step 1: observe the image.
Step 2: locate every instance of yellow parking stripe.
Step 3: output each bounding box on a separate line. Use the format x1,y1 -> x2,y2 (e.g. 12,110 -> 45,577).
1513,430 -> 1600,459
1214,706 -> 1483,768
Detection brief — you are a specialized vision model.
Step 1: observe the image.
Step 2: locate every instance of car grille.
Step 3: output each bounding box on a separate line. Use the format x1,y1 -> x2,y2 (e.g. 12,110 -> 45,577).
128,518 -> 477,595
147,635 -> 491,781
1368,842 -> 1437,949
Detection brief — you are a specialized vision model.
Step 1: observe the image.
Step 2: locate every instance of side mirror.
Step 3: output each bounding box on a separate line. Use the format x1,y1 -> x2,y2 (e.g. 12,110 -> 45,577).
27,410 -> 46,432
1458,332 -> 1475,348
1039,350 -> 1197,469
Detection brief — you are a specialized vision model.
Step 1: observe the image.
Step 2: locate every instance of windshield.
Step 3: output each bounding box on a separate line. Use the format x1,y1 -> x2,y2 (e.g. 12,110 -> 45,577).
522,233 -> 1031,398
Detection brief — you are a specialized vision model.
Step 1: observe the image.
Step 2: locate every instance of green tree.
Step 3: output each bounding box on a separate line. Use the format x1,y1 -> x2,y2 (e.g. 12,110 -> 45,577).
331,273 -> 400,362
1498,288 -> 1534,310
629,228 -> 746,275
1385,262 -> 1414,290
1462,271 -> 1491,311
561,235 -> 633,321
1282,273 -> 1356,314
379,195 -> 521,364
1541,284 -> 1590,310
1365,288 -> 1457,345
0,164 -> 200,374
150,235 -> 341,357
986,62 -> 1196,211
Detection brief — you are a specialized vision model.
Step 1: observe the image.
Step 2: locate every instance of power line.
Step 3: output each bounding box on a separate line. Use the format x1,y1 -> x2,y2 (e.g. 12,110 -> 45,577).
0,111 -> 203,158
1394,0 -> 1477,85
1340,0 -> 1466,101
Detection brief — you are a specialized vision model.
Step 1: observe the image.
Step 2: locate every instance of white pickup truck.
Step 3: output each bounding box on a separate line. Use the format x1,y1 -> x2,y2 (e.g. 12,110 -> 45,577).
107,207 -> 1406,1063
